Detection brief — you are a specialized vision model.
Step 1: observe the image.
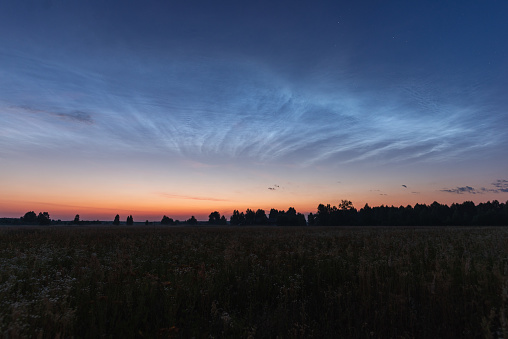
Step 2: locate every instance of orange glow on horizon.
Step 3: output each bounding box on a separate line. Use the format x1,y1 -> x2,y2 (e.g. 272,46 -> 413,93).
2,189 -> 506,222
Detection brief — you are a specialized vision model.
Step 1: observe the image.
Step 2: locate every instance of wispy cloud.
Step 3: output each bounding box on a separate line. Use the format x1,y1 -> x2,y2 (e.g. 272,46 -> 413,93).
1,34 -> 506,169
8,105 -> 94,124
440,186 -> 478,194
53,111 -> 93,124
440,181 -> 508,195
157,193 -> 229,202
492,179 -> 508,193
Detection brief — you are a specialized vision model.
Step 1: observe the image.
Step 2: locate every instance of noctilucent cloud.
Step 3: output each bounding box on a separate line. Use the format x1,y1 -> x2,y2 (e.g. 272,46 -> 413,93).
1,1 -> 507,220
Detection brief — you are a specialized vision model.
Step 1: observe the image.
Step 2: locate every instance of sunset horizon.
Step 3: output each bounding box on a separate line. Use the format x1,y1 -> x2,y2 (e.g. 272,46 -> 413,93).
1,1 -> 507,222
2,194 -> 507,222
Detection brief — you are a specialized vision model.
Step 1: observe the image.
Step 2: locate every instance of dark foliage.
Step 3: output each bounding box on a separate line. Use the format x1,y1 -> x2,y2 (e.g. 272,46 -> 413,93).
161,215 -> 175,225
8,199 -> 508,228
37,212 -> 51,225
0,218 -> 23,225
269,207 -> 307,226
208,211 -> 227,225
230,210 -> 245,225
312,200 -> 508,226
21,211 -> 37,223
186,216 -> 198,225
307,212 -> 316,226
244,209 -> 256,225
255,209 -> 268,225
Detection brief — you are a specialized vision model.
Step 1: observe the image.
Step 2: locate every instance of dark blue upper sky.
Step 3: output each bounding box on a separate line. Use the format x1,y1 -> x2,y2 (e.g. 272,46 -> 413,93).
1,0 -> 507,218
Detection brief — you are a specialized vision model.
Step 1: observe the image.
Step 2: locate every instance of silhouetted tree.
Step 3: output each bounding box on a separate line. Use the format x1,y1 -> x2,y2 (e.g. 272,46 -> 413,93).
339,199 -> 354,210
230,210 -> 245,225
22,211 -> 37,223
401,205 -> 413,225
161,215 -> 174,225
276,207 -> 307,226
255,209 -> 269,225
113,214 -> 120,225
358,204 -> 372,225
312,201 -> 356,225
73,214 -> 80,224
338,200 -> 357,225
187,216 -> 198,225
316,204 -> 336,226
37,212 -> 51,225
208,211 -> 221,225
269,209 -> 280,224
504,200 -> 508,223
296,213 -> 307,226
245,209 -> 256,225
126,215 -> 134,225
310,199 -> 508,226
307,212 -> 315,226
208,211 -> 227,225
145,220 -> 149,225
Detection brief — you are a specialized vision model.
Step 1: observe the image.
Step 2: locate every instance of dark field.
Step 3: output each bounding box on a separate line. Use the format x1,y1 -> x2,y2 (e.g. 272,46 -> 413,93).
1,226 -> 508,338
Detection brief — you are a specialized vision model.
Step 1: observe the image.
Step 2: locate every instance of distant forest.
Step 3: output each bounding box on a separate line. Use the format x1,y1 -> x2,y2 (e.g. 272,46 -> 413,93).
1,200 -> 507,226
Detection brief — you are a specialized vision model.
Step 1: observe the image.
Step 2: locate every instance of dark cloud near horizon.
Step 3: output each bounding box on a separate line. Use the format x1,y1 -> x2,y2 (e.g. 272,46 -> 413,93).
492,180 -> 508,193
441,180 -> 508,195
440,186 -> 478,194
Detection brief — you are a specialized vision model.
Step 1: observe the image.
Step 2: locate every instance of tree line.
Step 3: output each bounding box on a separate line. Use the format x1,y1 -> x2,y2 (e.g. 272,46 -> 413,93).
159,200 -> 508,226
309,200 -> 508,226
1,199 -> 507,226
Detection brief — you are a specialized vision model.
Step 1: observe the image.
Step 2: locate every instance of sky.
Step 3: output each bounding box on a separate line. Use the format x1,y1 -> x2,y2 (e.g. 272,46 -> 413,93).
1,0 -> 507,221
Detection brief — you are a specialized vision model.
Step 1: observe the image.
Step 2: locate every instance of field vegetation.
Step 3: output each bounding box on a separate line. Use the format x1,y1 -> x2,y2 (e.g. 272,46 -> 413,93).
1,225 -> 508,338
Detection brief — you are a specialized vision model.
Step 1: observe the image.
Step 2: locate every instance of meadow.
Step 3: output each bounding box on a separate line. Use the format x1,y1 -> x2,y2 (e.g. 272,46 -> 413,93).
1,225 -> 507,338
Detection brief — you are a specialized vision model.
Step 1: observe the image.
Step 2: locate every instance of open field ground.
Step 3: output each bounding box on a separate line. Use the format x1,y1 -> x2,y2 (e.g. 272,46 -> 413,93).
1,226 -> 508,338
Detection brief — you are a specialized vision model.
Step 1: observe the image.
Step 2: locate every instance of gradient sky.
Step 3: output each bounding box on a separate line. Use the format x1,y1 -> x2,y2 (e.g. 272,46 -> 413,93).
1,1 -> 507,221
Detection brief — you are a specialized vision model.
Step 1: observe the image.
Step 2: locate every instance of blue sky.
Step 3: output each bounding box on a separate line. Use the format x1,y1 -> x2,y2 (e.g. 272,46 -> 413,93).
1,1 -> 507,220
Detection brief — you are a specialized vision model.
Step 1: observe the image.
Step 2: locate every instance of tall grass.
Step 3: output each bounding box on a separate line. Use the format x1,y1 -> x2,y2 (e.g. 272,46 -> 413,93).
1,226 -> 507,337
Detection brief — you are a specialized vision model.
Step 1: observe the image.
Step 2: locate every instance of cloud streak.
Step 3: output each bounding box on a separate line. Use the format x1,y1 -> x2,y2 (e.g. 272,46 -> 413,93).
157,193 -> 229,202
53,111 -> 94,124
492,180 -> 508,193
11,105 -> 94,124
441,180 -> 508,195
440,186 -> 478,194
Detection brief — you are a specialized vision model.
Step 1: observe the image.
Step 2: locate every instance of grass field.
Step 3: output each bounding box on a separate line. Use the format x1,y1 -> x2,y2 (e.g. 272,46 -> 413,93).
1,225 -> 508,338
